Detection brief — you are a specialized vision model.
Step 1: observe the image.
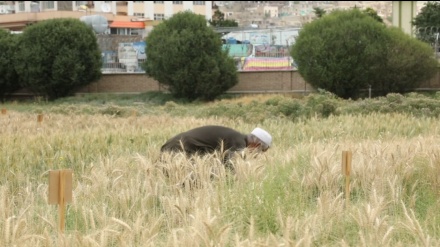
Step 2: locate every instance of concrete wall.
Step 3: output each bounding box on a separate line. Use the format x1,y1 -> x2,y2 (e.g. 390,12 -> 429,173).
420,69 -> 440,90
76,69 -> 440,95
77,73 -> 163,93
228,71 -> 313,93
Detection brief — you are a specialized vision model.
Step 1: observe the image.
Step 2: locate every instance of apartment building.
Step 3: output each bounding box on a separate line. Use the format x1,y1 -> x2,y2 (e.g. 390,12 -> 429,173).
0,1 -> 213,34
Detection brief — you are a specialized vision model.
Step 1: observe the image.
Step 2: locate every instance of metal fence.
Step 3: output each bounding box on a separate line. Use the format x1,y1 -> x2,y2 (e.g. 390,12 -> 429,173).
101,58 -> 146,74
98,26 -> 440,74
97,33 -> 297,74
98,34 -> 147,74
100,57 -> 296,73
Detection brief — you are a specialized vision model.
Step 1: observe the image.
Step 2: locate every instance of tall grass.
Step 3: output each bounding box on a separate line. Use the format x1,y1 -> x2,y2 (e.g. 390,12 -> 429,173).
1,93 -> 440,246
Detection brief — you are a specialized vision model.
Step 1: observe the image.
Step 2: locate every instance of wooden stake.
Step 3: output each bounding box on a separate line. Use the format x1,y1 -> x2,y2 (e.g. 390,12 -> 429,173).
1,108 -> 6,115
49,169 -> 72,233
58,170 -> 66,233
37,114 -> 43,123
342,151 -> 352,208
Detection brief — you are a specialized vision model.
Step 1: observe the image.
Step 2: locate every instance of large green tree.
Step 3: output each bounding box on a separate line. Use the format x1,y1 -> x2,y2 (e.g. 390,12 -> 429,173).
15,18 -> 102,100
412,1 -> 440,44
291,9 -> 437,98
143,11 -> 238,101
0,29 -> 20,102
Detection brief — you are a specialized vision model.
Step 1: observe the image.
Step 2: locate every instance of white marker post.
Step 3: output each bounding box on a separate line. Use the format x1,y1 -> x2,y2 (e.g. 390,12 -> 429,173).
48,169 -> 73,233
342,151 -> 352,208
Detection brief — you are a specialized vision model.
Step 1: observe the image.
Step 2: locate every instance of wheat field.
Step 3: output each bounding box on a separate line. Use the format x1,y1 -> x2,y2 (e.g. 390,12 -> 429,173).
0,103 -> 439,246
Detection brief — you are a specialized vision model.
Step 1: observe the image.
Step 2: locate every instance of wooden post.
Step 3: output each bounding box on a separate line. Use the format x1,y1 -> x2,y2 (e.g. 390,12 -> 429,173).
342,151 -> 352,208
49,169 -> 73,233
37,114 -> 43,123
1,108 -> 6,115
58,170 -> 66,233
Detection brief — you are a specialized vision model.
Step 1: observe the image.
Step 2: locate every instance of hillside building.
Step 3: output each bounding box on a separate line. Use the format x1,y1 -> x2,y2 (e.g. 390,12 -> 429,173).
0,1 -> 213,35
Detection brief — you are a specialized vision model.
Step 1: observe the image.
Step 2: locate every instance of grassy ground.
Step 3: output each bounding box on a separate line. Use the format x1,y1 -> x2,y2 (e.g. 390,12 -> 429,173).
1,92 -> 440,246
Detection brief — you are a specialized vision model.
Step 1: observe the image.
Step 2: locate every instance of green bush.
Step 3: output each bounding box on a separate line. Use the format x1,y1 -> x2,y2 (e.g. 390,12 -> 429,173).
373,27 -> 438,95
8,92 -> 440,121
291,9 -> 388,99
278,99 -> 302,117
291,9 -> 438,99
143,11 -> 238,101
0,29 -> 20,102
15,18 -> 102,100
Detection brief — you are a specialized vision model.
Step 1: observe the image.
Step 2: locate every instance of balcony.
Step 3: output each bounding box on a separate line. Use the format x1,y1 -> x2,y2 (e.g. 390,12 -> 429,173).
115,1 -> 128,14
116,2 -> 128,6
0,11 -> 115,30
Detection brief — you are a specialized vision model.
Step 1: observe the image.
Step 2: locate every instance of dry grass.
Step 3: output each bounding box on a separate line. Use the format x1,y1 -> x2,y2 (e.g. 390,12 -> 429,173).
0,108 -> 439,246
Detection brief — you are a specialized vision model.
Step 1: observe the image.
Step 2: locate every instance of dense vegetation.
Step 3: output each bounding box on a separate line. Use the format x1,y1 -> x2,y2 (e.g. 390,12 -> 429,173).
0,29 -> 20,102
143,11 -> 238,101
5,91 -> 440,122
14,18 -> 102,100
291,9 -> 438,99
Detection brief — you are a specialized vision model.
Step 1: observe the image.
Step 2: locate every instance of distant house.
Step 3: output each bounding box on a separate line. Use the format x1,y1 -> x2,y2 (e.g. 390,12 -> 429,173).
263,6 -> 279,18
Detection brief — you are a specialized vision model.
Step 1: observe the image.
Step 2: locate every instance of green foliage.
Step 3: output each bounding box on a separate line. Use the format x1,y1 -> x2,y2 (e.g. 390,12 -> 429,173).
209,10 -> 239,27
8,92 -> 440,122
291,9 -> 438,99
412,2 -> 440,44
362,7 -> 383,23
340,92 -> 440,117
15,18 -> 102,100
313,7 -> 326,18
143,11 -> 238,101
0,29 -> 21,102
55,91 -> 188,106
291,9 -> 388,99
312,7 -> 383,23
373,27 -> 438,95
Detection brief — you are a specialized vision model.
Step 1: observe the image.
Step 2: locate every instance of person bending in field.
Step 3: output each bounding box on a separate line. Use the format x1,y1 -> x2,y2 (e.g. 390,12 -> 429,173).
160,125 -> 272,168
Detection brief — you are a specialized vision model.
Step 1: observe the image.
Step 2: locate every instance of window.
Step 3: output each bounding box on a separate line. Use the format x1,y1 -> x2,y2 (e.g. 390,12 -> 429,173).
75,1 -> 87,7
134,1 -> 144,2
154,13 -> 164,20
42,1 -> 55,9
110,28 -> 144,36
110,28 -> 129,35
193,1 -> 205,5
18,1 -> 25,11
133,12 -> 144,17
154,1 -> 164,3
173,1 -> 183,4
130,28 -> 144,36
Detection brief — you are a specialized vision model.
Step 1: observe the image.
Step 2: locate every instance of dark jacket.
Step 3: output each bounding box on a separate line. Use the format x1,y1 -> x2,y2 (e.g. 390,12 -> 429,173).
160,125 -> 247,156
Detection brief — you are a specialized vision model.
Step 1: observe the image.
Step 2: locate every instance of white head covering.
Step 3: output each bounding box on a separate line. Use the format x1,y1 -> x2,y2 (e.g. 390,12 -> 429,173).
251,127 -> 272,147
